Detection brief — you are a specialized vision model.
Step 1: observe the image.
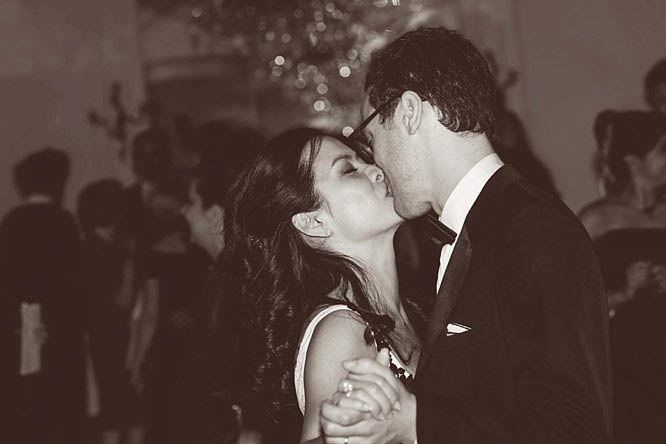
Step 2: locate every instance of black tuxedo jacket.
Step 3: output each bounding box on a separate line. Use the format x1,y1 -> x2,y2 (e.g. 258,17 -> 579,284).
415,166 -> 613,443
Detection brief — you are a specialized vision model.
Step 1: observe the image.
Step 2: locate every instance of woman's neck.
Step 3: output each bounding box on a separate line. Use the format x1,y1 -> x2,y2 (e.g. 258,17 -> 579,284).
625,179 -> 658,214
335,233 -> 401,314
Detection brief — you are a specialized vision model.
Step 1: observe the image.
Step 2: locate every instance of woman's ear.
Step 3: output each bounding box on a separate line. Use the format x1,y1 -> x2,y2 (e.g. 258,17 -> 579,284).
291,212 -> 332,238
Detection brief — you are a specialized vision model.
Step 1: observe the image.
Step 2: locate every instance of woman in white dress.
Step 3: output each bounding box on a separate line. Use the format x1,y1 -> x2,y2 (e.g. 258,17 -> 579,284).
221,127 -> 423,443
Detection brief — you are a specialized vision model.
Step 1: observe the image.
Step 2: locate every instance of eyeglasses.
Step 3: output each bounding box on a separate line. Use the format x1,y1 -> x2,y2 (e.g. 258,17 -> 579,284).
346,93 -> 401,164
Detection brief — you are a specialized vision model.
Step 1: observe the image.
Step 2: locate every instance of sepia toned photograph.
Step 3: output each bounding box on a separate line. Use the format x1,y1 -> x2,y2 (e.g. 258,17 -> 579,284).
1,1 -> 665,443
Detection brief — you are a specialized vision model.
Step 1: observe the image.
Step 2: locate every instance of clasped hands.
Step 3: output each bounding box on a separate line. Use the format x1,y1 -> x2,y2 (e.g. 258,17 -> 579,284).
319,349 -> 417,444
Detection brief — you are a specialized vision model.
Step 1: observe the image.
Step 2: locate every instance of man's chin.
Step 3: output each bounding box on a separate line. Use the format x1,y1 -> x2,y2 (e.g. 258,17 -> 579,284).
393,199 -> 429,220
393,203 -> 417,220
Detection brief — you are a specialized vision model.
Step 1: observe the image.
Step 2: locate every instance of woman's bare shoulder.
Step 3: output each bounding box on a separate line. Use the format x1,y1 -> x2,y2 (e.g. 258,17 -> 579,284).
300,306 -> 376,440
578,198 -> 630,239
306,307 -> 374,366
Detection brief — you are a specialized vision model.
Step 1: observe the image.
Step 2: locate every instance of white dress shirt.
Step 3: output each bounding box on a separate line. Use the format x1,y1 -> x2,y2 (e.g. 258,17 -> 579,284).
436,154 -> 504,292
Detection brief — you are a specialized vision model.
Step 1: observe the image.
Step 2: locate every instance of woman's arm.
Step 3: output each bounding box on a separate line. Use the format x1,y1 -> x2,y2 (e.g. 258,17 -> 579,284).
300,310 -> 376,442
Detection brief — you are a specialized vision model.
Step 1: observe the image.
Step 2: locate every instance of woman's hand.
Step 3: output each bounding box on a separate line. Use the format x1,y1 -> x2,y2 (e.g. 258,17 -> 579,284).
319,348 -> 417,444
609,261 -> 662,310
650,264 -> 666,294
620,260 -> 653,303
328,349 -> 401,421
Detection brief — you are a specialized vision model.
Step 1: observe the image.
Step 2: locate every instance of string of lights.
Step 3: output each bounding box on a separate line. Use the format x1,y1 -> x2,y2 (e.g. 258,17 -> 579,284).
190,0 -> 428,129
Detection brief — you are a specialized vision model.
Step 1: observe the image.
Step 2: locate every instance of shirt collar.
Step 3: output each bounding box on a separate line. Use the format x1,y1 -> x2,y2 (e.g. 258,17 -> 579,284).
439,153 -> 504,233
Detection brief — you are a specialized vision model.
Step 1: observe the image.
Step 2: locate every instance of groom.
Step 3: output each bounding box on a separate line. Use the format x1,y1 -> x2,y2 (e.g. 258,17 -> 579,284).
320,27 -> 612,443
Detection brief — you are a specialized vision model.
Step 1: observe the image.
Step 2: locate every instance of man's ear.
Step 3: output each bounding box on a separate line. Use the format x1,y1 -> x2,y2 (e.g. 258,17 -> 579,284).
291,212 -> 332,238
399,91 -> 424,135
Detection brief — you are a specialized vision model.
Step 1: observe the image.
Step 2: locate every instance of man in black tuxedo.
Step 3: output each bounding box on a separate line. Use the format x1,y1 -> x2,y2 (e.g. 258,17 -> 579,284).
319,27 -> 612,443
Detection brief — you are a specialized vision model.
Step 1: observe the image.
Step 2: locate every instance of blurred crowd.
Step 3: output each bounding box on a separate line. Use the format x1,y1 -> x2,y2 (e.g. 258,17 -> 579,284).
1,120 -> 264,444
1,57 -> 666,444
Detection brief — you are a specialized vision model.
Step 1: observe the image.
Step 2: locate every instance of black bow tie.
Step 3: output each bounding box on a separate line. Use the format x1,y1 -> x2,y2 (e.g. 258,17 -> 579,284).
422,210 -> 457,247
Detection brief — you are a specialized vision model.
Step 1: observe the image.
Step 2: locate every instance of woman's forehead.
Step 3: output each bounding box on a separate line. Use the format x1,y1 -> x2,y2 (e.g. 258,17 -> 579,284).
309,137 -> 355,182
316,136 -> 354,159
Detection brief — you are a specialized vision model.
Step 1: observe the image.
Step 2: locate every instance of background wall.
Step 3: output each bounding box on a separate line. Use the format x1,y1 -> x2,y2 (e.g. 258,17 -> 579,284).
511,0 -> 666,211
0,0 -> 144,215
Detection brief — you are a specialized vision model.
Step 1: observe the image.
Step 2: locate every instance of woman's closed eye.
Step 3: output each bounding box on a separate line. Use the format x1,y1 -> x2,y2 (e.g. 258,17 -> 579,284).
341,160 -> 358,175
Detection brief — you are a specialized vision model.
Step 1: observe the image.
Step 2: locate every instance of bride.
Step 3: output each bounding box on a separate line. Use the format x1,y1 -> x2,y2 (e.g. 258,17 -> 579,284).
220,127 -> 424,442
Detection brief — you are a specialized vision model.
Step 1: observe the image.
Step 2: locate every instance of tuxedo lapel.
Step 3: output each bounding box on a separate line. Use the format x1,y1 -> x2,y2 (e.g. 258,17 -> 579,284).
418,227 -> 473,373
415,166 -> 520,375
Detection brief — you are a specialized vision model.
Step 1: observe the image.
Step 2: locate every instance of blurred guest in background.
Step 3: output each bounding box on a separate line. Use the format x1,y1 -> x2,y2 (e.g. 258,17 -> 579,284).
591,109 -> 622,198
579,110 -> 666,443
485,50 -> 559,195
126,176 -> 208,444
645,58 -> 666,114
195,120 -> 264,183
183,171 -> 227,261
610,270 -> 666,444
185,120 -> 264,261
78,179 -> 144,444
179,121 -> 264,444
579,111 -> 666,308
0,148 -> 86,444
182,165 -> 239,444
492,106 -> 559,195
123,127 -> 175,250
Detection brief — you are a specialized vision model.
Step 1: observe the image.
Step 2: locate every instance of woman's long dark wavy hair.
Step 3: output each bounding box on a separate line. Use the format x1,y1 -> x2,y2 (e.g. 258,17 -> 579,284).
218,127 -> 427,424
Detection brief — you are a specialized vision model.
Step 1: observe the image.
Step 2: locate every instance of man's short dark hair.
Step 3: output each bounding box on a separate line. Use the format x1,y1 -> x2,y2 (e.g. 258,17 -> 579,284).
77,179 -> 126,235
13,147 -> 70,200
645,59 -> 666,96
364,26 -> 497,135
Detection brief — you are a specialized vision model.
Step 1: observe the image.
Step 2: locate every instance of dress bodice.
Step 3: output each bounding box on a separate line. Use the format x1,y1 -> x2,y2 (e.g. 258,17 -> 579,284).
593,228 -> 666,292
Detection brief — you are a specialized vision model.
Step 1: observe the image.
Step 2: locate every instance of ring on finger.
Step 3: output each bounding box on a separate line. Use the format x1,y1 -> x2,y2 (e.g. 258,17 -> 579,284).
342,381 -> 353,397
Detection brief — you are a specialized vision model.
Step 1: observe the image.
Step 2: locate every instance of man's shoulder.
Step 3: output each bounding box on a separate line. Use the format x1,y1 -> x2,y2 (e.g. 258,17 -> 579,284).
471,166 -> 566,225
2,203 -> 72,230
496,181 -> 590,245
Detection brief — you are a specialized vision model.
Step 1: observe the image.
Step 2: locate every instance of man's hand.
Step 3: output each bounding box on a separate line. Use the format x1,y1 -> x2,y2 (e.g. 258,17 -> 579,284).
319,349 -> 417,444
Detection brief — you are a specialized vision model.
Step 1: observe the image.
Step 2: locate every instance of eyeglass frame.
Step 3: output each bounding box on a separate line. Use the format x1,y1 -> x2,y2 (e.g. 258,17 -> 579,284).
346,93 -> 402,164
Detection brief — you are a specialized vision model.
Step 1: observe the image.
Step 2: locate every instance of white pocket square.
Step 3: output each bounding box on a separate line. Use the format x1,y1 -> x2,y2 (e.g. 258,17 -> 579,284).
446,322 -> 472,336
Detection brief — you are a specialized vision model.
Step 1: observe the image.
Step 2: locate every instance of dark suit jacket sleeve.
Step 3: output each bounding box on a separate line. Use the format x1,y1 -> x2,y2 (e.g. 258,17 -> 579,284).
416,205 -> 613,443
